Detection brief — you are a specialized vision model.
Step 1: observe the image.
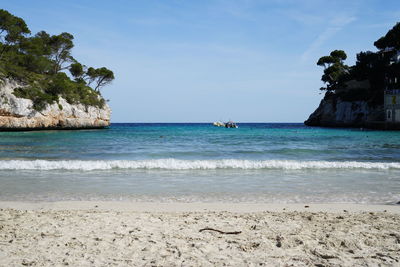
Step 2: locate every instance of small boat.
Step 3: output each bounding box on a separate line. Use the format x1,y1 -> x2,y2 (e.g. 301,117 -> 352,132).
225,121 -> 238,128
212,121 -> 238,128
213,121 -> 225,127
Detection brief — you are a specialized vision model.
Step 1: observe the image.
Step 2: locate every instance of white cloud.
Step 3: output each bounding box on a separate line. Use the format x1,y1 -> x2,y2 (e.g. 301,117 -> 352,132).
300,15 -> 356,62
283,9 -> 324,25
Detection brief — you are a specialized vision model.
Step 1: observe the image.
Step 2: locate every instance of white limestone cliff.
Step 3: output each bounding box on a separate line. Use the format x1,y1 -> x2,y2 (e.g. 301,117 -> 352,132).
0,79 -> 111,130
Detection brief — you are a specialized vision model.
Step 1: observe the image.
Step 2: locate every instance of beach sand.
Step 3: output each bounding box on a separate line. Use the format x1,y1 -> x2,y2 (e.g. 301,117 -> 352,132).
0,202 -> 399,266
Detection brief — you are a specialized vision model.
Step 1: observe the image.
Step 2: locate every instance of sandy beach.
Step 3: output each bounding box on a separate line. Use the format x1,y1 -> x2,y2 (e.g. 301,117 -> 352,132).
0,202 -> 399,266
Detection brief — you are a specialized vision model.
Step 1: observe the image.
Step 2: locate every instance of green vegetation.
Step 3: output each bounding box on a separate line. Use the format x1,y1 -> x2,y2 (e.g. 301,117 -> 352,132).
317,49 -> 350,91
317,22 -> 400,106
0,9 -> 114,110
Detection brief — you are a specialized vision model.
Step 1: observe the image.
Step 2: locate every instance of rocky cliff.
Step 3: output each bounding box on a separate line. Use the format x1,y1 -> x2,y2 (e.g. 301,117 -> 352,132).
304,95 -> 384,128
0,79 -> 111,130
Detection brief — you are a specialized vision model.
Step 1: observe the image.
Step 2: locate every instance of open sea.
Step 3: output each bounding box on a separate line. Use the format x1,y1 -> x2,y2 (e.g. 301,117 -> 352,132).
0,123 -> 399,204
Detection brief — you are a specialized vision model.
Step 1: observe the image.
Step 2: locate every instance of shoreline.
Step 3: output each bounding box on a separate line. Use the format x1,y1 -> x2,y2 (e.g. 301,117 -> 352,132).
1,200 -> 399,213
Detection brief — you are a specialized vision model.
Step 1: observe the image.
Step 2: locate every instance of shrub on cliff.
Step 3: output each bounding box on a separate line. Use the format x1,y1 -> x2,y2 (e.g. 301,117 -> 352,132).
0,9 -> 113,111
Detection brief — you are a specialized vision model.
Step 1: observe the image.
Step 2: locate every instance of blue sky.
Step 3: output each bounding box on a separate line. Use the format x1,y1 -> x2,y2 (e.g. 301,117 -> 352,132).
2,0 -> 400,122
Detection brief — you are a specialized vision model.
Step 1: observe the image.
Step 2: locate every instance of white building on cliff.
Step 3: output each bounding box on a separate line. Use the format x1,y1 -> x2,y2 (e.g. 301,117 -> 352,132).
385,89 -> 400,122
384,48 -> 400,123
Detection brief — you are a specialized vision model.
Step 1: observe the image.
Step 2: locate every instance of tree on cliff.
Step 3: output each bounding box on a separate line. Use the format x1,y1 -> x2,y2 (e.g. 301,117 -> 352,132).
317,50 -> 347,69
69,64 -> 115,92
314,21 -> 400,108
86,67 -> 115,92
317,50 -> 349,90
0,9 -> 30,59
18,31 -> 53,74
69,62 -> 85,81
0,9 -> 115,111
48,32 -> 75,74
17,31 -> 76,75
374,22 -> 400,50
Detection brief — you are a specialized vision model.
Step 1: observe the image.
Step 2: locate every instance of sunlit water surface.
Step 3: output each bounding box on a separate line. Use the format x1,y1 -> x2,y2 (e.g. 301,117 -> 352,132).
0,123 -> 399,203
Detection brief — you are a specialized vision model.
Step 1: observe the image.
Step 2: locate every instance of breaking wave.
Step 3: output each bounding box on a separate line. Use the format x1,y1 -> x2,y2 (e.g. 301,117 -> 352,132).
1,159 -> 400,171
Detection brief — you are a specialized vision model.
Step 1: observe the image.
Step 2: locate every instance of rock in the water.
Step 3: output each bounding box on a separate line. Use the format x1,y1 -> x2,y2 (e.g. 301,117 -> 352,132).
0,79 -> 111,130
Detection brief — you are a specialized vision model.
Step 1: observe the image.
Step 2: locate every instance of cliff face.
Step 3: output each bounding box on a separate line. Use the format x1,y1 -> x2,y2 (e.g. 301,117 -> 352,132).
304,96 -> 384,128
0,79 -> 111,130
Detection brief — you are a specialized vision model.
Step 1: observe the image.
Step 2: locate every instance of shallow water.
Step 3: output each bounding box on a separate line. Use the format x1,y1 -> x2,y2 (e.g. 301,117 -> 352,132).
0,123 -> 399,203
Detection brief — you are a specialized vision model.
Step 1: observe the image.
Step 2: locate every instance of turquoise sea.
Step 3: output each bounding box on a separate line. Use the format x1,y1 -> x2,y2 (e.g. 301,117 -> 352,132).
0,123 -> 399,203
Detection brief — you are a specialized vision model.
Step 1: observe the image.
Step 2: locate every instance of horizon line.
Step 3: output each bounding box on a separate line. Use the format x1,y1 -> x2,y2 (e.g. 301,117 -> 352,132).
110,122 -> 305,124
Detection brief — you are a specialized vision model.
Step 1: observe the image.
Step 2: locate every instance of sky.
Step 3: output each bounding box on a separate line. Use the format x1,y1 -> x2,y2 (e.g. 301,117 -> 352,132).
2,0 -> 400,122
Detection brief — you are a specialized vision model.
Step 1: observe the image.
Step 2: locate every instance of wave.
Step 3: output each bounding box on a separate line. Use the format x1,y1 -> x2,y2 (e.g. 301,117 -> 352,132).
0,159 -> 400,171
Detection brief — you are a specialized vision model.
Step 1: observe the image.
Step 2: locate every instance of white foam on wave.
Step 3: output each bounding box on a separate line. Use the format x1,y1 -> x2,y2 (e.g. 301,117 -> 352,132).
1,159 -> 400,171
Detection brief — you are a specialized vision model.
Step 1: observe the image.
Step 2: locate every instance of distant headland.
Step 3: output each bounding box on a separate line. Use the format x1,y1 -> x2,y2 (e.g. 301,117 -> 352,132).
0,9 -> 113,130
305,22 -> 400,130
